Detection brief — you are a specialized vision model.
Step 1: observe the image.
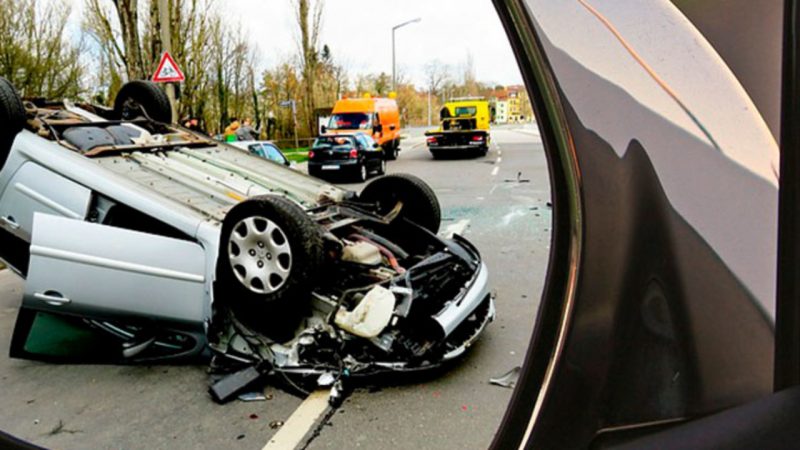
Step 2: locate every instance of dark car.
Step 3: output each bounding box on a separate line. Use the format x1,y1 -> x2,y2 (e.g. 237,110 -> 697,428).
308,133 -> 386,182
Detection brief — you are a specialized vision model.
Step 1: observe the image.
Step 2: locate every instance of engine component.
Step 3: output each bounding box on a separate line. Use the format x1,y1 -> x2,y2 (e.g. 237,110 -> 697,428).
335,285 -> 396,338
342,240 -> 382,266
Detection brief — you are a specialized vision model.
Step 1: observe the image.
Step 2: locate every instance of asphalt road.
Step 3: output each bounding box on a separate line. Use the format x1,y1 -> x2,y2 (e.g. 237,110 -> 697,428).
0,124 -> 550,449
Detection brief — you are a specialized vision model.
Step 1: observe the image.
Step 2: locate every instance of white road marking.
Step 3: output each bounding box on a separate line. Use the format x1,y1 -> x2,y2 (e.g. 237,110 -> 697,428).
489,185 -> 499,195
441,219 -> 471,239
477,196 -> 485,201
496,157 -> 503,164
263,390 -> 330,450
491,166 -> 499,176
498,150 -> 502,156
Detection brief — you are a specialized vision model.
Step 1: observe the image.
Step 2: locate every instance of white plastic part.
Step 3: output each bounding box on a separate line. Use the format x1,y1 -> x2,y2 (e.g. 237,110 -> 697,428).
335,286 -> 396,338
341,241 -> 382,266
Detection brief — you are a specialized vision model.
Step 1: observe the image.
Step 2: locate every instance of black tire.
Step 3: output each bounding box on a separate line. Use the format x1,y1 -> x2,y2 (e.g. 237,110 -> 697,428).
0,77 -> 25,167
359,173 -> 441,234
356,163 -> 367,182
430,150 -> 441,160
385,140 -> 399,160
114,80 -> 172,123
216,195 -> 323,337
377,158 -> 386,175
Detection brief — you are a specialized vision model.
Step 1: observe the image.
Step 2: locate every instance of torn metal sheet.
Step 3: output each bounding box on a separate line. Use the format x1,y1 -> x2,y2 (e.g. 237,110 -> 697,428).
490,366 -> 521,389
238,391 -> 267,402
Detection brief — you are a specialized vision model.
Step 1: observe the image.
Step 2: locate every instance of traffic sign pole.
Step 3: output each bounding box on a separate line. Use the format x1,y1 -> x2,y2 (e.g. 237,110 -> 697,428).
158,0 -> 177,123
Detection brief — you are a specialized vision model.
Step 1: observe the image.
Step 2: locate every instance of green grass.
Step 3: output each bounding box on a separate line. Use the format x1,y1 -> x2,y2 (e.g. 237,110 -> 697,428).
282,147 -> 309,163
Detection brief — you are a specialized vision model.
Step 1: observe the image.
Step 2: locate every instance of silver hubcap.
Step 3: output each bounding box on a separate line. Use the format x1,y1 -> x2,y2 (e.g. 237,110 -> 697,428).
228,216 -> 292,294
381,160 -> 386,172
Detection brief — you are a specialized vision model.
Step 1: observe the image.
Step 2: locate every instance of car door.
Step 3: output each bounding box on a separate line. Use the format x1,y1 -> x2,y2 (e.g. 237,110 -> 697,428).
10,213 -> 208,362
0,162 -> 92,273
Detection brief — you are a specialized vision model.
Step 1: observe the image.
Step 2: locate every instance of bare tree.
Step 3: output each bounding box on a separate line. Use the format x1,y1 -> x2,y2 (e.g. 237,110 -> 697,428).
84,0 -> 148,80
424,59 -> 450,96
293,0 -> 324,134
0,0 -> 86,98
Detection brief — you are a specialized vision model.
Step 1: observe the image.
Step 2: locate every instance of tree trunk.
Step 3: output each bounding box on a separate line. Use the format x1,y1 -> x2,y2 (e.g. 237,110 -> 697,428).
114,0 -> 145,79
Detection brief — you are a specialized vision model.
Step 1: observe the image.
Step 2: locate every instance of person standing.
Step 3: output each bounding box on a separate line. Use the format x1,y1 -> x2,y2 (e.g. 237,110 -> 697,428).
224,119 -> 241,142
236,118 -> 261,141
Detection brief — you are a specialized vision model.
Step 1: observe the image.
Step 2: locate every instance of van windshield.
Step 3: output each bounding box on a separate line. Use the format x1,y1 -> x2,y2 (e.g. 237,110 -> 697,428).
328,113 -> 372,130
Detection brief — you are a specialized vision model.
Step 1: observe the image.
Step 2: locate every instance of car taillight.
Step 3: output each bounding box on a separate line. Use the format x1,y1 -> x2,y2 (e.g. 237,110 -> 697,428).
427,137 -> 437,144
349,149 -> 358,159
308,150 -> 315,159
472,135 -> 483,141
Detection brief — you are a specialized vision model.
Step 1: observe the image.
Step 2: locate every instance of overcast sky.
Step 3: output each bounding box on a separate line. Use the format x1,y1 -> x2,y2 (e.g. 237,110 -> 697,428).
64,0 -> 523,88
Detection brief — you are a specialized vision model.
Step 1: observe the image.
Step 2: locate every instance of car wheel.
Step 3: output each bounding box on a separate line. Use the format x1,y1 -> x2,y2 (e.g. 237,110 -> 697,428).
385,141 -> 399,160
377,159 -> 386,175
431,150 -> 441,160
217,195 -> 323,336
0,77 -> 25,168
114,80 -> 173,123
359,173 -> 441,234
357,164 -> 367,182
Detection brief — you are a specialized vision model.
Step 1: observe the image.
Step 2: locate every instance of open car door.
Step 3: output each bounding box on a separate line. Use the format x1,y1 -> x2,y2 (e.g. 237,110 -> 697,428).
10,213 -> 208,363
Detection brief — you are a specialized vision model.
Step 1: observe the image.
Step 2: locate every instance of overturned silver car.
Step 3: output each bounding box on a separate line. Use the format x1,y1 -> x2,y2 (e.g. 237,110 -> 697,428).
0,79 -> 494,400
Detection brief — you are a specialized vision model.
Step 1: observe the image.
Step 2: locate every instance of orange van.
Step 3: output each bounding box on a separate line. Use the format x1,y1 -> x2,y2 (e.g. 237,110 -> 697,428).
324,96 -> 402,159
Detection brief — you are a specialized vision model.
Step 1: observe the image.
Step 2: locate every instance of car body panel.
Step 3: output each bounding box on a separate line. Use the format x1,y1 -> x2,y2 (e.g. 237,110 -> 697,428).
0,161 -> 92,240
490,0 -> 778,448
25,213 -> 207,324
2,131 -> 211,239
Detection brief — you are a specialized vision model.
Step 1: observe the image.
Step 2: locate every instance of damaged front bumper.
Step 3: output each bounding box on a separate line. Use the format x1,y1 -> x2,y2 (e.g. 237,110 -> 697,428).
209,236 -> 495,398
434,259 -> 491,338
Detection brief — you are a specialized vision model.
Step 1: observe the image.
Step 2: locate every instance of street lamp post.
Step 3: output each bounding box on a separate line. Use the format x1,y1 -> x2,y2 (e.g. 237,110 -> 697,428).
392,18 -> 421,91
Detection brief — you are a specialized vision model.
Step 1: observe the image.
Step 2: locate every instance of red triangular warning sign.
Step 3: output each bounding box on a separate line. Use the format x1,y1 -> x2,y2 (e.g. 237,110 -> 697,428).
152,52 -> 185,83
